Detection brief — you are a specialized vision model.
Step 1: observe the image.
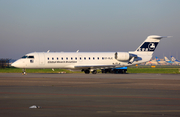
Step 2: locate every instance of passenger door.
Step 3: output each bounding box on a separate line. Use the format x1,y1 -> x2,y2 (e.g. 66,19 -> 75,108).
38,53 -> 45,65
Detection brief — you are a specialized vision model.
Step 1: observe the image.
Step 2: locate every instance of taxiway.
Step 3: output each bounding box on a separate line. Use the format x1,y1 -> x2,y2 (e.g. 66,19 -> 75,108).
0,73 -> 180,117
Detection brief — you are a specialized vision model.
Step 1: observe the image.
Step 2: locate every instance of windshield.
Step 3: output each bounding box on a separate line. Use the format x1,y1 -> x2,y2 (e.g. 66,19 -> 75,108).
21,55 -> 28,58
21,55 -> 34,59
28,56 -> 34,58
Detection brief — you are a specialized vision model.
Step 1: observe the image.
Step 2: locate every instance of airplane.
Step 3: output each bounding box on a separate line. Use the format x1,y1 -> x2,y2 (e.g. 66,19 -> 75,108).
145,59 -> 158,65
171,56 -> 180,65
164,56 -> 174,64
12,35 -> 169,75
155,56 -> 166,65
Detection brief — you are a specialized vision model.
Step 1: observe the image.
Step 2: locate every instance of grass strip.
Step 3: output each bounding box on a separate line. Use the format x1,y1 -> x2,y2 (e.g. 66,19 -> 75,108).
127,68 -> 180,74
0,67 -> 180,74
0,68 -> 82,73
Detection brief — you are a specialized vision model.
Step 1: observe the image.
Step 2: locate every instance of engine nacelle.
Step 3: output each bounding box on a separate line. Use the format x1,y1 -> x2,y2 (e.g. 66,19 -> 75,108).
115,52 -> 130,61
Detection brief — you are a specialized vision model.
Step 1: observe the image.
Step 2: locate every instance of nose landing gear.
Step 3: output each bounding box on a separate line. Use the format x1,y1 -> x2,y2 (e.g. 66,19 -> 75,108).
22,68 -> 27,75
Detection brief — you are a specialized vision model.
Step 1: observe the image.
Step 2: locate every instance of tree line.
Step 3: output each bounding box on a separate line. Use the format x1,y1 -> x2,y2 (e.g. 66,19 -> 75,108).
0,58 -> 11,68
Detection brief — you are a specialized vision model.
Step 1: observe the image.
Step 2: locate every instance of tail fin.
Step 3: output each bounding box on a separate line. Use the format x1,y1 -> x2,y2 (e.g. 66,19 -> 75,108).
171,56 -> 180,62
164,56 -> 170,61
135,35 -> 169,55
171,56 -> 176,61
155,56 -> 160,62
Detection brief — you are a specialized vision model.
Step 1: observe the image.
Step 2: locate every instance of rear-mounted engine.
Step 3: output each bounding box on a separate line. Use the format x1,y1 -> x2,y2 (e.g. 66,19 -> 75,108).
115,52 -> 130,61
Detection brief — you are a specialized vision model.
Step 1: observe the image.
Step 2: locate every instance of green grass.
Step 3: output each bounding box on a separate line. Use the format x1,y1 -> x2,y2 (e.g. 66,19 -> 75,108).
0,67 -> 82,73
127,68 -> 180,74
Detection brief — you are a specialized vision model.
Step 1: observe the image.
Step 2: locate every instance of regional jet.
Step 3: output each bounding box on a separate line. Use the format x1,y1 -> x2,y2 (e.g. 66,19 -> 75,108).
12,35 -> 169,74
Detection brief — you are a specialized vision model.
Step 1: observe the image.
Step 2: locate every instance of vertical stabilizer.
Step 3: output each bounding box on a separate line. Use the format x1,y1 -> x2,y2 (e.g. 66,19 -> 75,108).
171,56 -> 177,62
135,35 -> 169,55
164,56 -> 170,61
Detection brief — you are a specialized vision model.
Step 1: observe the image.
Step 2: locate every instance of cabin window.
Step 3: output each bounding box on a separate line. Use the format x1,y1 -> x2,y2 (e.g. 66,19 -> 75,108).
93,57 -> 95,60
30,60 -> 34,63
61,57 -> 63,60
80,57 -> 81,60
97,57 -> 99,60
102,57 -> 104,60
89,57 -> 90,60
75,57 -> 77,60
71,57 -> 73,60
66,57 -> 68,60
84,57 -> 86,60
52,57 -> 54,60
47,57 -> 49,60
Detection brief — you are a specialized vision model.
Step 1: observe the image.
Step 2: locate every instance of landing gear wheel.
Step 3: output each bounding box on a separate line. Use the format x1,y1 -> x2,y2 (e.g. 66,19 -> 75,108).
101,69 -> 105,73
22,69 -> 27,75
92,70 -> 97,74
84,70 -> 90,74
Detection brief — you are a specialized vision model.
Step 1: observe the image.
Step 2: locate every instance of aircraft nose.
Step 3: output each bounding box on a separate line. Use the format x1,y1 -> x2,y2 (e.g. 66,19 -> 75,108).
11,61 -> 18,67
11,60 -> 22,68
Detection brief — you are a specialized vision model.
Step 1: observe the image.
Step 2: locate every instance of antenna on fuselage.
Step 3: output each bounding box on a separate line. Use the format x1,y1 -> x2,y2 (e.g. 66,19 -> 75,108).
47,50 -> 50,53
76,50 -> 79,53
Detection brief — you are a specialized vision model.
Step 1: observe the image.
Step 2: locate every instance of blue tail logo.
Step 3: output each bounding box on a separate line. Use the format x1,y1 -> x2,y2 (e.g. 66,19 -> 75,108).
137,42 -> 159,52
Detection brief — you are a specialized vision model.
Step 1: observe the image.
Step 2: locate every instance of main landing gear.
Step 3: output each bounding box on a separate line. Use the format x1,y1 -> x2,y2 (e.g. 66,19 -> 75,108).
83,69 -> 97,74
84,70 -> 90,74
22,68 -> 27,75
92,70 -> 97,74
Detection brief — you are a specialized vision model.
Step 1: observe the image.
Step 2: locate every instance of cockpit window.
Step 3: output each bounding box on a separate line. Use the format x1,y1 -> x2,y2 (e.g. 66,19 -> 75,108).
21,55 -> 28,58
21,55 -> 34,59
28,56 -> 34,58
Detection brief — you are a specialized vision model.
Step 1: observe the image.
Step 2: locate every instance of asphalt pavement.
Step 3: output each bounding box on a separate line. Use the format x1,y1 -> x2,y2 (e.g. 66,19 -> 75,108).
0,73 -> 180,117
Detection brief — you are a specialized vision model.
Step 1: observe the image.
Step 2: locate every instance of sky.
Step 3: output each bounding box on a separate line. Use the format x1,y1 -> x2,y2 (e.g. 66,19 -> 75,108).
0,0 -> 180,60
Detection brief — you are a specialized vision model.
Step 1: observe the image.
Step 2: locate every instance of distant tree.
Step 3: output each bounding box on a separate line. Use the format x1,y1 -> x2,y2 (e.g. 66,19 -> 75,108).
0,58 -> 11,68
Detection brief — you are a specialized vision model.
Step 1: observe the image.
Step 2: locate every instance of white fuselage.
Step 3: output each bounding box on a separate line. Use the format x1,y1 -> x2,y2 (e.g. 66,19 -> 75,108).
12,52 -> 151,69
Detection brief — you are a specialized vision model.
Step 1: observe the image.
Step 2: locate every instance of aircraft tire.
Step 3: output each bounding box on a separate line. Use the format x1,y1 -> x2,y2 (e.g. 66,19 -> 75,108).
101,69 -> 105,73
92,70 -> 97,74
84,70 -> 90,74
